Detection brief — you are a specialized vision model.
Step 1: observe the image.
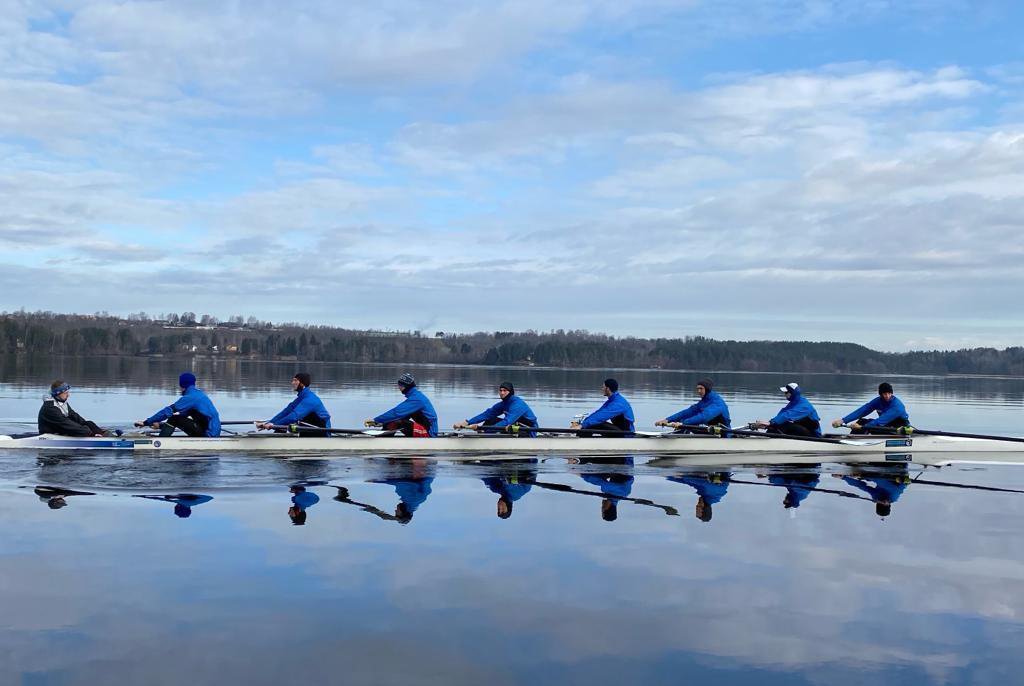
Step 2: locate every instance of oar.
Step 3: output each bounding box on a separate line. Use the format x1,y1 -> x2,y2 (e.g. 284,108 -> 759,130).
910,478 -> 1024,495
508,426 -> 642,436
678,423 -> 870,446
221,420 -> 261,425
848,425 -> 1024,444
532,480 -> 680,515
264,424 -> 399,436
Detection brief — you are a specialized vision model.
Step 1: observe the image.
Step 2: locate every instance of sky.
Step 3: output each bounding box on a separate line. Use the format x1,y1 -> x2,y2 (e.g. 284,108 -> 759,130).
1,0 -> 1023,352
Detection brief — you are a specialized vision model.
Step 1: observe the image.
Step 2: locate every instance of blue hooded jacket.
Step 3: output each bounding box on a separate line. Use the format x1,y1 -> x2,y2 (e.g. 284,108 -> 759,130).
666,390 -> 731,426
482,477 -> 533,502
374,386 -> 439,436
768,474 -> 820,508
467,394 -> 538,428
268,387 -> 332,427
842,395 -> 909,427
144,385 -> 221,437
841,476 -> 908,504
770,387 -> 820,435
581,392 -> 635,431
668,475 -> 731,504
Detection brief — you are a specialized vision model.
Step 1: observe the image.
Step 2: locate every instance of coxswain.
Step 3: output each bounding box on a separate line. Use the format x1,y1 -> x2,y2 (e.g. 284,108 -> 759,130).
135,372 -> 221,437
752,382 -> 821,437
38,380 -> 111,436
655,378 -> 730,432
571,378 -> 635,436
365,373 -> 439,436
831,382 -> 910,434
453,382 -> 538,435
258,372 -> 331,434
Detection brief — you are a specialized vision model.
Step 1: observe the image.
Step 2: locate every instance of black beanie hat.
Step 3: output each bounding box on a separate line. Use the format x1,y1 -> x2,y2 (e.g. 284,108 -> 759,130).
499,381 -> 514,394
604,378 -> 619,392
294,372 -> 312,388
878,382 -> 894,395
697,378 -> 713,392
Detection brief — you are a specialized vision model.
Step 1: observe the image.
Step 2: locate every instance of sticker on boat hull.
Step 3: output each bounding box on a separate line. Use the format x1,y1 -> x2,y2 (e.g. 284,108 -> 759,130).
885,438 -> 912,448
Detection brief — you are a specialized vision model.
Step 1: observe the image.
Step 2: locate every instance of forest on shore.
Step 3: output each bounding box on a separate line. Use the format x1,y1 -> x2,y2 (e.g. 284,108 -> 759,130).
2,310 -> 1022,376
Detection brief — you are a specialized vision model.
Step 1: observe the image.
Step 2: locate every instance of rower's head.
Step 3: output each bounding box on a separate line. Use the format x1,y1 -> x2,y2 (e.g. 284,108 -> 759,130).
395,501 -> 414,524
293,372 -> 312,393
397,373 -> 416,394
47,496 -> 67,510
499,382 -> 514,400
696,378 -> 713,398
497,495 -> 513,519
601,498 -> 618,521
179,372 -> 196,391
174,504 -> 192,518
878,382 -> 894,402
49,380 -> 71,402
876,501 -> 892,518
696,496 -> 713,522
288,505 -> 307,525
603,378 -> 619,397
780,382 -> 800,400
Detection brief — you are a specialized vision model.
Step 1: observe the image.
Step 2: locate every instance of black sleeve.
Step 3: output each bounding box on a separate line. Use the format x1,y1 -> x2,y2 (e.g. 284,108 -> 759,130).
38,404 -> 93,436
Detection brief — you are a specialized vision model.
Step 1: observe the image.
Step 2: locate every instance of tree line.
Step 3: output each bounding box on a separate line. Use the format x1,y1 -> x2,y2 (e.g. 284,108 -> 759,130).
2,310 -> 1023,375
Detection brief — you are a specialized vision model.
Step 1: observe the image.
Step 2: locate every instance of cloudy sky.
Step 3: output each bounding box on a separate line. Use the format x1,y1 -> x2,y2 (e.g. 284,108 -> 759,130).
2,0 -> 1023,351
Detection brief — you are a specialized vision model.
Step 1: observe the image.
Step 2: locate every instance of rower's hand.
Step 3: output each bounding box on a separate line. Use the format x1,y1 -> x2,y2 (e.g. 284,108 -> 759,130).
453,420 -> 469,430
569,421 -> 581,429
364,419 -> 380,427
654,419 -> 668,427
831,419 -> 844,428
752,420 -> 768,429
257,422 -> 272,430
668,422 -> 683,429
848,422 -> 862,430
469,423 -> 483,431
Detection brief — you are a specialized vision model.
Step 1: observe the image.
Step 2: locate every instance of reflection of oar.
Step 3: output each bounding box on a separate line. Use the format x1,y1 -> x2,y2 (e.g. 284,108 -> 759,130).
909,478 -> 1024,495
332,486 -> 400,521
727,478 -> 870,501
533,480 -> 679,516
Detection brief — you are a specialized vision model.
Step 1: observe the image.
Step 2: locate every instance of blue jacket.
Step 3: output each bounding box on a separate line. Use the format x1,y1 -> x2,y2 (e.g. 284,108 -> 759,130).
467,394 -> 538,428
581,473 -> 634,499
770,388 -> 820,435
144,386 -> 221,437
842,395 -> 909,427
841,476 -> 908,504
768,474 -> 820,508
482,477 -> 533,502
666,390 -> 731,426
581,392 -> 635,431
268,387 -> 331,427
374,386 -> 439,436
386,478 -> 434,513
668,475 -> 730,504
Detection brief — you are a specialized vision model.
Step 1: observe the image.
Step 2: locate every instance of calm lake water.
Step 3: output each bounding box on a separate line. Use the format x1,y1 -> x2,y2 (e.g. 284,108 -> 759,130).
2,356 -> 1024,685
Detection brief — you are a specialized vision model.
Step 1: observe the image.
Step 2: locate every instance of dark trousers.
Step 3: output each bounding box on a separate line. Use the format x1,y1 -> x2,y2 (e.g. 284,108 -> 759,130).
849,416 -> 910,435
480,417 -> 535,437
161,411 -> 209,437
766,419 -> 821,437
274,412 -> 329,437
579,420 -> 633,438
383,411 -> 433,437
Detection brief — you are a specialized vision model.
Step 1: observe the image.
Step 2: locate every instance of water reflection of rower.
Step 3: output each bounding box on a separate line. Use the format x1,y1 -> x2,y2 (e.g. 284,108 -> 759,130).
766,468 -> 821,510
134,493 -> 214,518
833,467 -> 911,517
481,461 -> 538,519
371,459 -> 435,524
575,457 -> 634,521
667,472 -> 731,522
34,485 -> 95,509
289,485 -> 320,525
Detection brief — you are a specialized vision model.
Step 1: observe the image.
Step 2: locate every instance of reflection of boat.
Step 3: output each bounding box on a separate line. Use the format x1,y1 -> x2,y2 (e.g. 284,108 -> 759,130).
3,432 -> 1024,455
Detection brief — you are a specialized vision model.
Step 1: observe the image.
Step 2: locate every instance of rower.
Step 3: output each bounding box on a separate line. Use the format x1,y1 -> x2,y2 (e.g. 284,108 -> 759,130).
453,382 -> 538,436
752,382 -> 821,437
257,372 -> 331,434
831,382 -> 909,434
571,378 -> 635,437
38,380 -> 111,437
365,373 -> 439,436
482,464 -> 536,519
288,486 -> 320,526
667,472 -> 730,522
135,372 -> 221,437
654,378 -> 730,432
833,468 -> 910,518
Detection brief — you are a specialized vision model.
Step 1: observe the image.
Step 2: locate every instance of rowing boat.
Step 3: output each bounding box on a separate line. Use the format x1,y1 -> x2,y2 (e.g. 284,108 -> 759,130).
2,432 -> 1023,454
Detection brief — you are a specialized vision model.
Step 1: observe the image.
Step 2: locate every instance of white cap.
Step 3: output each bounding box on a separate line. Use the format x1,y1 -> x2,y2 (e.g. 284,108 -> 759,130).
779,382 -> 799,393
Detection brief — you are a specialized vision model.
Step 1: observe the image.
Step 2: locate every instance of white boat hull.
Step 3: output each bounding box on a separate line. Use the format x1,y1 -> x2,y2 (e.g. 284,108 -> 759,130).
2,432 -> 1023,455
